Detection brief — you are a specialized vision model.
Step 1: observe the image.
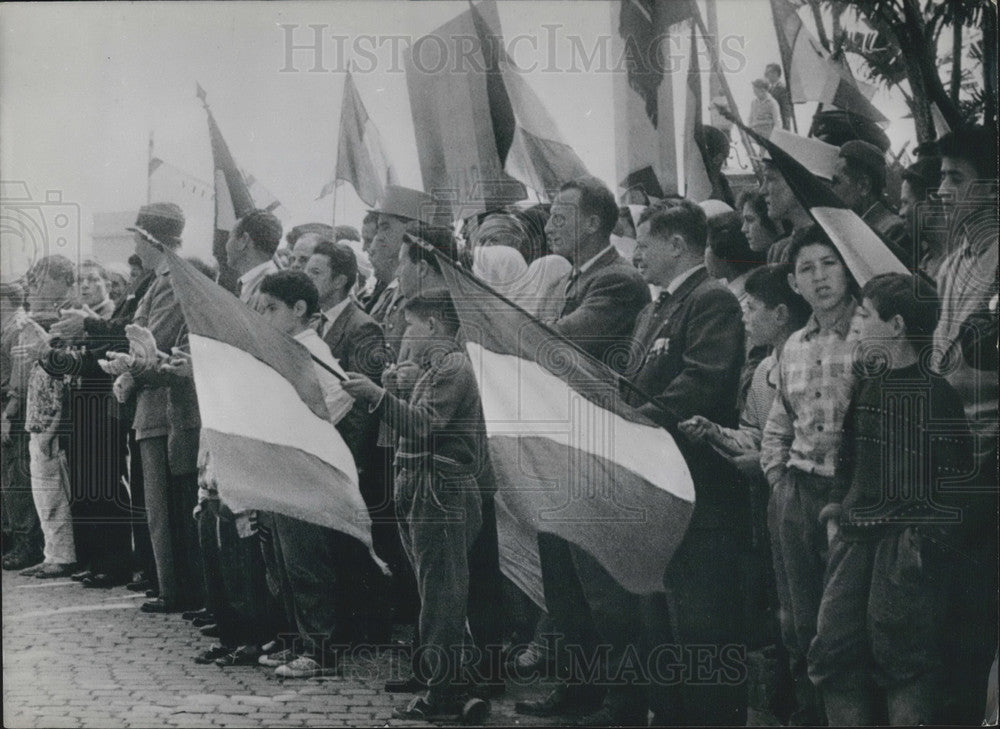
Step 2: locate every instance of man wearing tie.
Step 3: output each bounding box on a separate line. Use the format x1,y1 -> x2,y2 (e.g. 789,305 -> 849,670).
626,199 -> 747,726
305,240 -> 394,645
225,209 -> 283,305
516,177 -> 650,725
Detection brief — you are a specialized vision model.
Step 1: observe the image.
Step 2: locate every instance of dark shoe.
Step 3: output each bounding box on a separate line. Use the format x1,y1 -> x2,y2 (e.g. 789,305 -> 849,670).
34,562 -> 78,579
515,684 -> 604,717
127,579 -> 153,592
145,588 -> 159,598
71,569 -> 93,582
385,675 -> 428,693
82,573 -> 127,589
182,608 -> 213,621
191,616 -> 215,628
140,598 -> 180,614
194,644 -> 235,664
215,644 -> 262,667
4,551 -> 42,571
18,561 -> 47,577
199,624 -> 219,638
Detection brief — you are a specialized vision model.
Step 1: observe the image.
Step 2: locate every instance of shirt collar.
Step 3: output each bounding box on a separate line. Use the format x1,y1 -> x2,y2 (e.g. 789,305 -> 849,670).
577,244 -> 615,275
238,260 -> 275,287
665,264 -> 705,296
803,298 -> 858,339
320,297 -> 352,335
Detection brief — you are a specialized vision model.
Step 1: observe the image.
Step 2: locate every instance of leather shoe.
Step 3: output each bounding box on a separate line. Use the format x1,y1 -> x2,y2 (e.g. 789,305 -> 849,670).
515,684 -> 604,717
140,598 -> 180,614
71,569 -> 93,582
191,616 -> 215,628
127,578 -> 153,592
199,624 -> 219,638
145,588 -> 159,598
34,562 -> 78,579
82,572 -> 127,589
215,644 -> 261,667
182,608 -> 213,621
194,644 -> 235,664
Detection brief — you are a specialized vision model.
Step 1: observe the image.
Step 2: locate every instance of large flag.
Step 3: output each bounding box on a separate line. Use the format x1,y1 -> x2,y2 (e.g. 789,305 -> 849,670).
198,83 -> 256,293
318,72 -> 398,206
768,0 -> 887,124
438,260 -> 695,598
162,245 -> 382,566
727,111 -> 909,284
684,23 -> 713,202
618,0 -> 697,128
468,1 -> 590,199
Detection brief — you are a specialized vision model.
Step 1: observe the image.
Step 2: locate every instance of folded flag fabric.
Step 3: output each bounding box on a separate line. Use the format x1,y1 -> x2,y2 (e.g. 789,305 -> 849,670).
439,259 -> 695,598
163,246 -> 383,569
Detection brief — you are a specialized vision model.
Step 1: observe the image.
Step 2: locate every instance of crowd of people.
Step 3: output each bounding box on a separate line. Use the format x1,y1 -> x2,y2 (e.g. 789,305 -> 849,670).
1,113 -> 996,725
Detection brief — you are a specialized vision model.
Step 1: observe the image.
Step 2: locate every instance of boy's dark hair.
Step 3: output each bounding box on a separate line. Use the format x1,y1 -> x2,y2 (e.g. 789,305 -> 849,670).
234,209 -> 283,257
637,198 -> 709,251
28,255 -> 75,287
311,240 -> 358,294
403,227 -> 459,274
707,210 -> 764,274
839,140 -> 887,197
786,225 -> 843,268
127,254 -> 143,269
901,157 -> 942,199
744,263 -> 811,330
559,176 -> 619,238
259,270 -> 320,318
935,125 -> 998,180
403,289 -> 461,334
765,62 -> 782,77
860,272 -> 939,341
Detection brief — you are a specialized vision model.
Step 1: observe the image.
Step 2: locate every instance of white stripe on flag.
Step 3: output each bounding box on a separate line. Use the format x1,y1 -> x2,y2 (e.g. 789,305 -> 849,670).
810,206 -> 909,286
189,333 -> 358,490
467,341 -> 695,503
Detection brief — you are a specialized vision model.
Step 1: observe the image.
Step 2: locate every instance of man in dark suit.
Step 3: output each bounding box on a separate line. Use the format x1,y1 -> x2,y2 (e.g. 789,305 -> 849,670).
516,177 -> 651,725
625,199 -> 747,726
306,240 -> 394,645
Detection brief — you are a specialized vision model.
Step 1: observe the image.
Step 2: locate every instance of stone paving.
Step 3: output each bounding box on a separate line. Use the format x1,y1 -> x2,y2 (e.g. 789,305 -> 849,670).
3,570 -> 781,727
1,570 -> 559,728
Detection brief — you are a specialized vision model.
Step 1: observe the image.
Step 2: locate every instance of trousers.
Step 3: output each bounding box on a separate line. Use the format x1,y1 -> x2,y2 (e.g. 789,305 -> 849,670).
29,433 -> 75,564
2,426 -> 42,557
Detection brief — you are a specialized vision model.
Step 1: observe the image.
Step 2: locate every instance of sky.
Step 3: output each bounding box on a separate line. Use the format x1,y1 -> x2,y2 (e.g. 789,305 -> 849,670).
1,0 -> 917,276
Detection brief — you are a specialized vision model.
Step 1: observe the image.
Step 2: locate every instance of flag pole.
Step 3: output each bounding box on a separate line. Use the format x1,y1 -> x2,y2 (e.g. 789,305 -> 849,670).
408,235 -> 673,418
147,131 -> 154,204
691,5 -> 763,182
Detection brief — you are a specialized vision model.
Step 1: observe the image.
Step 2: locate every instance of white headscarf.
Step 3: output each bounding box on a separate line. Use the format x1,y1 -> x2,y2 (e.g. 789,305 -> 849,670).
472,245 -> 528,296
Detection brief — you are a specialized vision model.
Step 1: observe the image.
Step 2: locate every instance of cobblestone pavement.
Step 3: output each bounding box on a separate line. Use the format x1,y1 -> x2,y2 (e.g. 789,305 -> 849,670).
1,570 -> 558,728
3,570 -> 781,727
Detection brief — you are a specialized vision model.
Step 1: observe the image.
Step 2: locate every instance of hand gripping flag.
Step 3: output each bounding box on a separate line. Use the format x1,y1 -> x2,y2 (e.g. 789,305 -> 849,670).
162,246 -> 384,571
437,257 -> 695,600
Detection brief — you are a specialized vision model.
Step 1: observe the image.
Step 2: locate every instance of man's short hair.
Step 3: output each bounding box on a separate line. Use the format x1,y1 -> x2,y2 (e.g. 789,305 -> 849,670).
901,157 -> 942,199
707,211 -> 763,274
234,210 -> 283,257
403,227 -> 459,274
259,270 -> 320,318
637,198 -> 709,252
744,263 -> 811,330
127,254 -> 143,269
861,272 -> 939,341
935,125 -> 999,180
28,255 -> 75,287
560,176 -> 619,238
80,259 -> 108,281
311,240 -> 358,294
334,225 -> 361,243
765,63 -> 782,77
403,288 -> 460,334
752,78 -> 770,90
287,222 -> 335,247
839,140 -> 887,196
